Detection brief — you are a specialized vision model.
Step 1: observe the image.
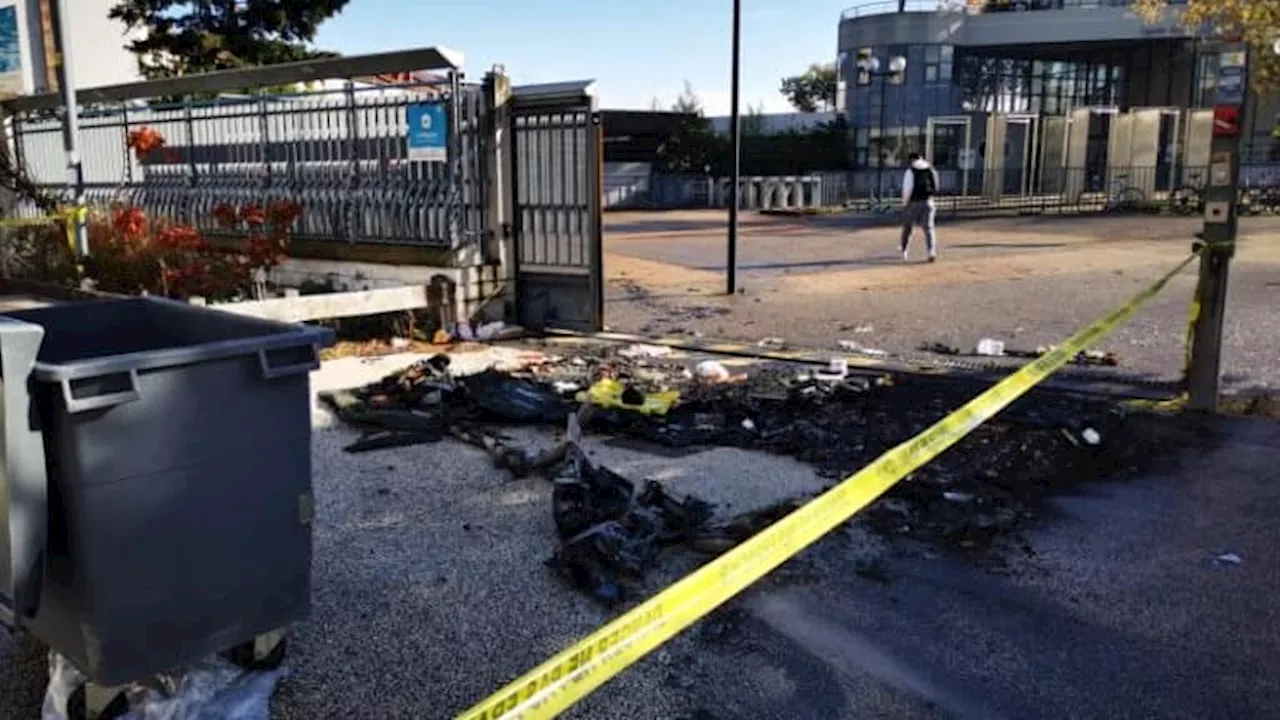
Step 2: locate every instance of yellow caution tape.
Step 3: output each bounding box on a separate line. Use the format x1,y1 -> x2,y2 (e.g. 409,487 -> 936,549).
455,251 -> 1200,720
0,215 -> 64,227
1126,239 -> 1235,414
0,208 -> 87,255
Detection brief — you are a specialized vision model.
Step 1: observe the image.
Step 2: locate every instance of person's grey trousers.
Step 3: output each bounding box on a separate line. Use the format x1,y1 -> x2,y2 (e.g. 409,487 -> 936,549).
900,199 -> 937,256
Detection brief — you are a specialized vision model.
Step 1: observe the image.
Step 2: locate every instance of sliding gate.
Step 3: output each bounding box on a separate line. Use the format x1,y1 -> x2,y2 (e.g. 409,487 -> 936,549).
510,85 -> 604,332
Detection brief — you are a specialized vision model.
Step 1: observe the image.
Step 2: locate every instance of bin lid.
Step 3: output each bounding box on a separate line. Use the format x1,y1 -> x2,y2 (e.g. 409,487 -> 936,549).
4,297 -> 333,382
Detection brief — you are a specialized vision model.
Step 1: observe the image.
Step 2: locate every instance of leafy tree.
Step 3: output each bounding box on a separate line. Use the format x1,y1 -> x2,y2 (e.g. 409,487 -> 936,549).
1133,0 -> 1279,92
109,0 -> 350,79
779,63 -> 838,113
656,82 -> 721,173
671,81 -> 704,115
741,103 -> 767,136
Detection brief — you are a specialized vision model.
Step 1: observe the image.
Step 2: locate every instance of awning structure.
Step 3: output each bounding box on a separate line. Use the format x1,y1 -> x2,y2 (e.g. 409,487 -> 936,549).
1,46 -> 465,113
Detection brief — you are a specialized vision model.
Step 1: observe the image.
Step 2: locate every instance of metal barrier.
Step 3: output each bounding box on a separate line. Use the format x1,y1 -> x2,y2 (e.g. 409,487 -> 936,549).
819,164 -> 1280,216
606,174 -> 828,211
840,0 -> 954,19
11,83 -> 490,247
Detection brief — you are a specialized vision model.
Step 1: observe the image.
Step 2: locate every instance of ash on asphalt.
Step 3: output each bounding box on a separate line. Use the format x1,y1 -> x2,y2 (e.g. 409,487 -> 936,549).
515,342 -> 1184,563
0,344 -> 1202,720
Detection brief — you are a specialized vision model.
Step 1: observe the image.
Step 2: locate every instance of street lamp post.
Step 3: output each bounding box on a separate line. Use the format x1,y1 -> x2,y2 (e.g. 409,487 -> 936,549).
726,0 -> 742,295
855,54 -> 908,201
50,0 -> 88,259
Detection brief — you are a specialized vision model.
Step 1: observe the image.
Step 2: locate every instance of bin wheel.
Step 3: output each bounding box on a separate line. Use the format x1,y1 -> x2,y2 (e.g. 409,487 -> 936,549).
223,631 -> 288,671
66,684 -> 130,720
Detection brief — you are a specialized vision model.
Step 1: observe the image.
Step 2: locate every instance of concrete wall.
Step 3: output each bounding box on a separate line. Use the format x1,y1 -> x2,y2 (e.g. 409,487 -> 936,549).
270,259 -> 508,327
56,0 -> 141,92
838,6 -> 1188,51
6,0 -> 141,96
959,7 -> 1184,46
838,10 -> 961,51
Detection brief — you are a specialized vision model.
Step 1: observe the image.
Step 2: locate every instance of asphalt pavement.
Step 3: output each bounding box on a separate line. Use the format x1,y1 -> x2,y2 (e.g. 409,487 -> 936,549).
670,413 -> 1280,719
2,350 -> 1277,720
604,214 -> 1280,392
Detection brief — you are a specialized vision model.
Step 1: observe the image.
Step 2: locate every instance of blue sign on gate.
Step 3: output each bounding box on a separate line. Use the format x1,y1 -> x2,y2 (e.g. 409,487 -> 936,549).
406,102 -> 448,162
1215,47 -> 1247,106
1217,67 -> 1245,106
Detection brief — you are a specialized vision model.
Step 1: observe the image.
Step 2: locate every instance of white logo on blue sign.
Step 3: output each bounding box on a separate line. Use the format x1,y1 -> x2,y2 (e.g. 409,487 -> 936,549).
406,103 -> 447,162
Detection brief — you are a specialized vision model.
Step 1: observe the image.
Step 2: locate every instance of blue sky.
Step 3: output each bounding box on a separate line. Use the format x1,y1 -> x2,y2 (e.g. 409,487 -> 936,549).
314,0 -> 852,116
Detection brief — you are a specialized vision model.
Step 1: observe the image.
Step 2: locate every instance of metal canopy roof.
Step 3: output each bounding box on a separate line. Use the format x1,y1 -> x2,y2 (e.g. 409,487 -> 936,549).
3,46 -> 464,113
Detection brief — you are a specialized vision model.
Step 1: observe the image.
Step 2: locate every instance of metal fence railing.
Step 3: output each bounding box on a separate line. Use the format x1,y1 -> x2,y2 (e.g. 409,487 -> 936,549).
9,82 -> 490,247
616,164 -> 1280,215
833,164 -> 1280,217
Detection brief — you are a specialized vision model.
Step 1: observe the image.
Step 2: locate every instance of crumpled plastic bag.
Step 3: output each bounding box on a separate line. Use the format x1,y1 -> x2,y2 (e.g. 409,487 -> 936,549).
577,378 -> 680,416
43,652 -> 285,720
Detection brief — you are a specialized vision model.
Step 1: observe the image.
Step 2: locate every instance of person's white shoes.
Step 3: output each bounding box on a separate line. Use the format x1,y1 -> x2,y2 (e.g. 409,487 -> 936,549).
902,249 -> 909,263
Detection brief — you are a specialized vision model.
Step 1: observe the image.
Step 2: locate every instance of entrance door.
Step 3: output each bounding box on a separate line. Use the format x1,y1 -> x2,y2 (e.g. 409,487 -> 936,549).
510,84 -> 603,332
926,115 -> 974,197
1107,111 -> 1137,201
1128,108 -> 1177,194
1181,109 -> 1213,188
1003,113 -> 1038,196
1066,107 -> 1117,199
1065,107 -> 1092,200
983,113 -> 1039,199
1039,116 -> 1069,195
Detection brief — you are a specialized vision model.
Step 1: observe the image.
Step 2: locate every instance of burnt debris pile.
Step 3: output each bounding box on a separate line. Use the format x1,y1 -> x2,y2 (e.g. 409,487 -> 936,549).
321,346 -> 1171,599
548,416 -> 716,604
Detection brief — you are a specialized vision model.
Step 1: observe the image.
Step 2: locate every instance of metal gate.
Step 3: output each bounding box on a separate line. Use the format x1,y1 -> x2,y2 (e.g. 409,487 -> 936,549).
925,115 -> 975,197
510,84 -> 603,332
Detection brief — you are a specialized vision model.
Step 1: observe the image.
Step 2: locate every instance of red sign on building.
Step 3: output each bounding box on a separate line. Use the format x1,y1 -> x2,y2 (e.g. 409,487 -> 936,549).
1213,105 -> 1241,138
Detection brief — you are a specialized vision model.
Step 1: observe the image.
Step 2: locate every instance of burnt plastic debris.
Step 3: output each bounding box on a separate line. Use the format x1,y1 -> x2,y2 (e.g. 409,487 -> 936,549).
325,344 -> 1172,565
547,439 -> 713,605
322,357 -> 574,453
462,369 -> 574,423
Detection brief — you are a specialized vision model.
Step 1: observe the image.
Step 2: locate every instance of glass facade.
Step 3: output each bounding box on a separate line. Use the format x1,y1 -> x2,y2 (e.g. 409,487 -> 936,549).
845,43 -> 1131,169
957,54 -> 1127,114
845,44 -> 964,168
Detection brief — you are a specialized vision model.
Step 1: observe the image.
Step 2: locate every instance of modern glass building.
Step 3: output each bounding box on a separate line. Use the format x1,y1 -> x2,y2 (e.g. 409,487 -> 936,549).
837,0 -> 1274,172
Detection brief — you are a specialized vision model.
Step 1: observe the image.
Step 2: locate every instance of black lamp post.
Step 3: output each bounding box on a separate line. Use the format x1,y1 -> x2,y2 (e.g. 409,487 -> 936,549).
726,0 -> 742,295
856,53 -> 907,200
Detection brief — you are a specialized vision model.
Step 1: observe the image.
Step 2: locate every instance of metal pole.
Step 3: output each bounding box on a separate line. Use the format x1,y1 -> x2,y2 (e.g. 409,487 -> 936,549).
51,0 -> 88,258
875,76 -> 888,199
726,0 -> 741,295
1188,42 -> 1249,412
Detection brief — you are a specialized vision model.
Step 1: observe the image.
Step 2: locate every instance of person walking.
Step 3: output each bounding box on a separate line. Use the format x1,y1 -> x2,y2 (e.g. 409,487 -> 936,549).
900,152 -> 939,262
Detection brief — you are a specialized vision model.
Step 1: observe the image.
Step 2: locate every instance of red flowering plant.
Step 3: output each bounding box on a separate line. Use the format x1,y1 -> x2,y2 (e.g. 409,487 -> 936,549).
82,205 -> 210,298
125,126 -> 166,163
61,126 -> 304,300
212,200 -> 300,271
82,202 -> 301,301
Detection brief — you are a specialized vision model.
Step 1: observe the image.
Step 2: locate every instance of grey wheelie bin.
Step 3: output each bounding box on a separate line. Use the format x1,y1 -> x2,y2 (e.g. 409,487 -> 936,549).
0,296 -> 334,717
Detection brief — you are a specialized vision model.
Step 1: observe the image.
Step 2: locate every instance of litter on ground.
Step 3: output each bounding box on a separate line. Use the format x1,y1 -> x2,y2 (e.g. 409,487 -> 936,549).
319,340 -> 1175,600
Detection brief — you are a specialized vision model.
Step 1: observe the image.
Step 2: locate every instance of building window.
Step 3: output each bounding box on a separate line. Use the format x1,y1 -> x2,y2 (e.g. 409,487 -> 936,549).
924,46 -> 941,83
